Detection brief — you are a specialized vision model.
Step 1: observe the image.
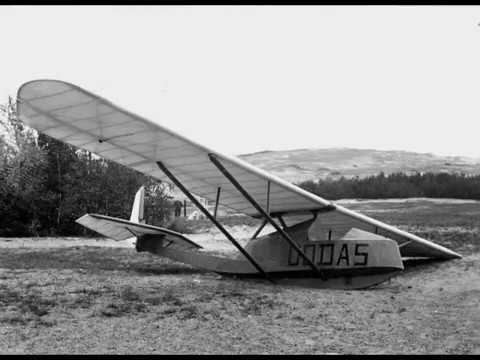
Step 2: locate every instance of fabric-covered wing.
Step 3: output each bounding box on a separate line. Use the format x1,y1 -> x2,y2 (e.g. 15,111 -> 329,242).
17,80 -> 331,217
17,79 -> 461,260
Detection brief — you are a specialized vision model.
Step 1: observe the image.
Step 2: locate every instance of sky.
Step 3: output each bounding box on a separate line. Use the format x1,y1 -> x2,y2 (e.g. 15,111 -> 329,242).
1,5 -> 480,158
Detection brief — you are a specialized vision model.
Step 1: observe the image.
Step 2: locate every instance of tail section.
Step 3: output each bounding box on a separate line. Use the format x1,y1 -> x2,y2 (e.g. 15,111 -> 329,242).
130,186 -> 145,224
76,184 -> 202,251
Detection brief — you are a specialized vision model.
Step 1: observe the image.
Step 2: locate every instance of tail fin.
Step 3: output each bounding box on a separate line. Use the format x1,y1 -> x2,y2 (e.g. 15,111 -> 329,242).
130,186 -> 145,224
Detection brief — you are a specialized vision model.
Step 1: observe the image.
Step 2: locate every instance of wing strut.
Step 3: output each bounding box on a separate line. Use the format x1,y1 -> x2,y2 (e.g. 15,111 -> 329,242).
277,215 -> 288,230
251,219 -> 268,240
214,187 -> 221,219
156,161 -> 272,282
208,154 -> 327,281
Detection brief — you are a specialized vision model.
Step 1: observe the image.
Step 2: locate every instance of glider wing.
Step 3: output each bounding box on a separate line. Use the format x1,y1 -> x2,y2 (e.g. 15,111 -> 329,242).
17,79 -> 461,260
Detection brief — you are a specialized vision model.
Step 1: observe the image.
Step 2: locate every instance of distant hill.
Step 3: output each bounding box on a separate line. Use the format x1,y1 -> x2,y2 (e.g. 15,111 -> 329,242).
238,148 -> 480,184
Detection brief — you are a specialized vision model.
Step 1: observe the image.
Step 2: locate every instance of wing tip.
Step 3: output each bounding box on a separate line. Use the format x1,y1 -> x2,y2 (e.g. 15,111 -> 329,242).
17,78 -> 73,96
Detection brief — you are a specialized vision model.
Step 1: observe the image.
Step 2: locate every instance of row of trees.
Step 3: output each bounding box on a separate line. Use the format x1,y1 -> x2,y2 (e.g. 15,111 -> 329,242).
298,171 -> 480,200
0,97 -> 174,237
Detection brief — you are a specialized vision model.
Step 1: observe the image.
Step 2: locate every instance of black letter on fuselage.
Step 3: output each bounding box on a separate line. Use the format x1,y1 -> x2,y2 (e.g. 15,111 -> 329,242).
318,243 -> 334,265
288,246 -> 299,266
354,244 -> 369,266
336,244 -> 350,266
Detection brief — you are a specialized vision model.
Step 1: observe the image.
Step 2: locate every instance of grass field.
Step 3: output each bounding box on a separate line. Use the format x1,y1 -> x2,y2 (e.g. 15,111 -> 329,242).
0,199 -> 479,354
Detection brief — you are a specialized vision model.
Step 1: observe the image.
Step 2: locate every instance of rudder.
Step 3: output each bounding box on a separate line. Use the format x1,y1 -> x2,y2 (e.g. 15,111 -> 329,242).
130,186 -> 145,224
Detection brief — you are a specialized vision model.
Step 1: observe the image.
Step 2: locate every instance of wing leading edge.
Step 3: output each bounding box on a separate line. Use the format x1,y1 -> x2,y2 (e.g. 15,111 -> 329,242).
17,79 -> 461,260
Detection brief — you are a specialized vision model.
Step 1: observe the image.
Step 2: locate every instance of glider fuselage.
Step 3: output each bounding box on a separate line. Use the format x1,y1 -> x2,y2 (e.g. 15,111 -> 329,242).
135,218 -> 403,289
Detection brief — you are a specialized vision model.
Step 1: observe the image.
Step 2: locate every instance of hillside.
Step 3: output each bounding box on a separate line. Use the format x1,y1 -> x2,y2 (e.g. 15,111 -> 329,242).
238,148 -> 480,184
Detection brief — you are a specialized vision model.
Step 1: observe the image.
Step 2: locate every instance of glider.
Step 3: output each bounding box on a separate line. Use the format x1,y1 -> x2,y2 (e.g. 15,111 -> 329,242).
16,79 -> 461,289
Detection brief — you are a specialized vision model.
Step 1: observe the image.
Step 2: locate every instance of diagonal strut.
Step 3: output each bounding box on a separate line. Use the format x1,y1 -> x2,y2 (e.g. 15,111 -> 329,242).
156,161 -> 272,282
208,153 -> 327,281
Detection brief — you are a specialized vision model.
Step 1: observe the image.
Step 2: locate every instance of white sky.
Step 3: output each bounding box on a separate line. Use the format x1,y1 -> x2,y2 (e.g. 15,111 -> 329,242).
1,5 -> 480,158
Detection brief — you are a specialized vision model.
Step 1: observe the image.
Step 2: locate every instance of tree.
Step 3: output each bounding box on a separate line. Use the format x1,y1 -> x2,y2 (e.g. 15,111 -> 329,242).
0,95 -> 175,236
0,96 -> 49,235
298,172 -> 480,200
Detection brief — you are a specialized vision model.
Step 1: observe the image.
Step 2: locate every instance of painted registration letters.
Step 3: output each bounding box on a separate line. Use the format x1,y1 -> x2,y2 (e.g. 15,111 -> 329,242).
288,242 -> 369,267
336,244 -> 350,265
318,243 -> 334,265
354,244 -> 368,266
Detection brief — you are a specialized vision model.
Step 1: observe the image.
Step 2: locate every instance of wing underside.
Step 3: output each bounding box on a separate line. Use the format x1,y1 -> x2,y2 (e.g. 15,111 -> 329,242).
17,79 -> 461,260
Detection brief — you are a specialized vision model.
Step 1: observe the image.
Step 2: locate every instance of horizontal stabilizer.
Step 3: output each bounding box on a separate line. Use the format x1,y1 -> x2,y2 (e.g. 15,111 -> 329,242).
76,213 -> 201,250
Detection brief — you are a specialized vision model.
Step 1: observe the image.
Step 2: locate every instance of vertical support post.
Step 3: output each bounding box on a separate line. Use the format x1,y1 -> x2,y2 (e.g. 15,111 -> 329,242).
184,200 -> 187,217
266,181 -> 271,215
208,154 -> 326,280
214,187 -> 221,219
156,161 -> 271,281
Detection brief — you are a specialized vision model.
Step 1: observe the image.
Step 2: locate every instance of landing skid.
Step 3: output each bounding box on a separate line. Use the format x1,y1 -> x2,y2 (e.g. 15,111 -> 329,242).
262,272 -> 401,290
216,269 -> 401,290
